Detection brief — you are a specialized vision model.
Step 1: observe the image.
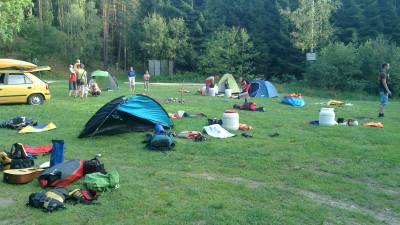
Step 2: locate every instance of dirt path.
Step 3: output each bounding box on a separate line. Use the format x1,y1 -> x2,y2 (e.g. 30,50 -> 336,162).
186,172 -> 400,225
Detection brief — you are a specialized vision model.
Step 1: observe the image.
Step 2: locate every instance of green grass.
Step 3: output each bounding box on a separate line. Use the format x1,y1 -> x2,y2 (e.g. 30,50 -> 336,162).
0,81 -> 399,225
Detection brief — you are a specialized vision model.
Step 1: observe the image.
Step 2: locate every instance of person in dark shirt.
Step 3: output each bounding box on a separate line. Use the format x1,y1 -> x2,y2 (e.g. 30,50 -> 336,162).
378,63 -> 392,118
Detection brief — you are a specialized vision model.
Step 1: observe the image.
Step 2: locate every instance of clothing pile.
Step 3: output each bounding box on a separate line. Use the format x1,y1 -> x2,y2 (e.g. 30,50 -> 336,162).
0,117 -> 37,130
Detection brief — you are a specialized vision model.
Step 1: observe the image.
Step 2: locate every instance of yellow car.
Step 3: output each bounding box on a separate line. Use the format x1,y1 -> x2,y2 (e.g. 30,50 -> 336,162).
0,66 -> 51,105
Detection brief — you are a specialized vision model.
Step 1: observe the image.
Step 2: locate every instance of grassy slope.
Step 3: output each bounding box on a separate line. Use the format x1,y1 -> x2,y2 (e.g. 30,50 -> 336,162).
0,81 -> 399,225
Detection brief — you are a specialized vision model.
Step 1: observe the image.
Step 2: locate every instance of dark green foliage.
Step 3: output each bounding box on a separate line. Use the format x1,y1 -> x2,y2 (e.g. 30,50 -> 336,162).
306,42 -> 362,91
307,38 -> 400,96
2,0 -> 400,91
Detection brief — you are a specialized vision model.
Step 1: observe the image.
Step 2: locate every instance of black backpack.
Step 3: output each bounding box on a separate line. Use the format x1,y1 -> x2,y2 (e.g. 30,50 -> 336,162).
84,157 -> 107,175
9,143 -> 34,169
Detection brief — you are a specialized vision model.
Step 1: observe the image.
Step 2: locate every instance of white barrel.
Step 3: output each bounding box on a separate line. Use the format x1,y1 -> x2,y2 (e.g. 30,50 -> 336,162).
319,108 -> 335,126
214,85 -> 219,94
209,87 -> 216,96
222,110 -> 239,130
202,86 -> 207,95
224,89 -> 232,98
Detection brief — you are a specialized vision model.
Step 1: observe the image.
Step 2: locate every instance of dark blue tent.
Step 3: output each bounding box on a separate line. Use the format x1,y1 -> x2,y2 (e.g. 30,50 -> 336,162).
249,80 -> 279,98
79,95 -> 172,138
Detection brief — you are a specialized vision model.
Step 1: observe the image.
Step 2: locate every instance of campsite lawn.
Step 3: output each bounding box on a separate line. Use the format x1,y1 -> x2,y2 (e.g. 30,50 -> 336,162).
0,81 -> 399,225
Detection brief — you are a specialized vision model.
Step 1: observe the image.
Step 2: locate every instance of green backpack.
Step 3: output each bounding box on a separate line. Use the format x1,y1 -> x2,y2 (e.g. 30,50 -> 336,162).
84,170 -> 120,191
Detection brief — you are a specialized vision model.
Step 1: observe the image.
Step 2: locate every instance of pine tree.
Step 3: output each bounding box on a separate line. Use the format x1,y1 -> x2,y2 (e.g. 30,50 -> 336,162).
333,0 -> 363,43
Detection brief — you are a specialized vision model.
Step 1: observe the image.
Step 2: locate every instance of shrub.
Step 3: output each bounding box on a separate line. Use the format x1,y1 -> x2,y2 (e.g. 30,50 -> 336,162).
306,42 -> 362,91
358,37 -> 400,96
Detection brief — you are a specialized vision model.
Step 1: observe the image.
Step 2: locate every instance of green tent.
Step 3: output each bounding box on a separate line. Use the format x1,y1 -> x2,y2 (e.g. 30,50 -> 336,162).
91,70 -> 118,91
218,74 -> 240,93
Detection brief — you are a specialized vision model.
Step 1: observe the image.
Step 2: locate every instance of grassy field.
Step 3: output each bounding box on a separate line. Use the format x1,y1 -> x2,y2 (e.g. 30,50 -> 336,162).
0,80 -> 399,225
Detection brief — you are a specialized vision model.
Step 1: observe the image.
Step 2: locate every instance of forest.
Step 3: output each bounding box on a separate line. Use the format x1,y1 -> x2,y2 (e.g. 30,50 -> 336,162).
1,0 -> 400,95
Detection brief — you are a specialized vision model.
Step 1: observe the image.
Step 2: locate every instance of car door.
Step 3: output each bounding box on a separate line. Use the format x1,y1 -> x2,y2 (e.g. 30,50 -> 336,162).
0,73 -> 34,103
0,73 -> 7,103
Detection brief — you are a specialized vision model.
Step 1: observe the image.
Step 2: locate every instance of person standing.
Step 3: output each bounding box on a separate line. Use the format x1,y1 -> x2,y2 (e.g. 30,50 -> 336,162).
128,66 -> 136,94
77,64 -> 88,99
378,63 -> 392,118
205,75 -> 219,93
143,70 -> 150,94
68,65 -> 77,97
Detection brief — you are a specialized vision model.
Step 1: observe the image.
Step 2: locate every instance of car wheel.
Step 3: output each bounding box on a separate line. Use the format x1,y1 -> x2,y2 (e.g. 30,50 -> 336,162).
28,94 -> 44,105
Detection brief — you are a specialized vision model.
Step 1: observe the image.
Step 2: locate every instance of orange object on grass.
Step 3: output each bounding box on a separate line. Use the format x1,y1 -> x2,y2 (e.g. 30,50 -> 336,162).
285,93 -> 303,98
363,122 -> 384,128
239,123 -> 253,131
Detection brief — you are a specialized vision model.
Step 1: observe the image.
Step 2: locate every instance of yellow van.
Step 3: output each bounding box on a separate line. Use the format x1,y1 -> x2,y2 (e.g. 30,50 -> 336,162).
0,66 -> 51,105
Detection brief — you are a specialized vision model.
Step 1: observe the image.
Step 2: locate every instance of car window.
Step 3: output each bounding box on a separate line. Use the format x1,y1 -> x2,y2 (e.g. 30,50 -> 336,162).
0,74 -> 4,84
7,74 -> 31,85
24,75 -> 33,84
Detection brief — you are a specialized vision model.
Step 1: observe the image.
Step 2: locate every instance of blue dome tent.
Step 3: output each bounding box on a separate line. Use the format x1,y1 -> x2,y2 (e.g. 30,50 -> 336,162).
79,95 -> 173,138
249,80 -> 279,98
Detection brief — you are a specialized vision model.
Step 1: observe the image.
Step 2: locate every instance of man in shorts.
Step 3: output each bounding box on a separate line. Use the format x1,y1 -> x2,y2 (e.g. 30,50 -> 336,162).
378,63 -> 392,118
128,66 -> 136,94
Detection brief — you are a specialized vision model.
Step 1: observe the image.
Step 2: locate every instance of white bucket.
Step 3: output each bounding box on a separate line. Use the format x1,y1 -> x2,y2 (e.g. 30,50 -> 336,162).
202,86 -> 207,95
224,89 -> 232,98
214,85 -> 219,94
222,110 -> 239,130
209,87 -> 216,96
319,108 -> 335,126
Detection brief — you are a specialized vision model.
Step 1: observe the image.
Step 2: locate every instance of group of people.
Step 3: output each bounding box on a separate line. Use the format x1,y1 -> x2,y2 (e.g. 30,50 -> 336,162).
68,59 -> 101,98
205,75 -> 251,102
128,67 -> 150,94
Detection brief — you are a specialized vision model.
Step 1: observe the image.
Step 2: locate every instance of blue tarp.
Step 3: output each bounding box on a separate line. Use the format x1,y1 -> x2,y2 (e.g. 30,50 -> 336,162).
282,97 -> 305,107
118,95 -> 173,128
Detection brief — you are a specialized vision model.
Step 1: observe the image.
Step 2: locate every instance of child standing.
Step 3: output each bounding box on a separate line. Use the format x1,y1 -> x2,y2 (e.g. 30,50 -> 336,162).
128,66 -> 136,94
143,70 -> 150,94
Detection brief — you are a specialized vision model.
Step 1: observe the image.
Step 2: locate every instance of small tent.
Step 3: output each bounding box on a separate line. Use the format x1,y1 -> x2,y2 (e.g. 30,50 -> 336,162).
218,74 -> 240,93
249,80 -> 279,98
91,70 -> 118,91
78,95 -> 173,138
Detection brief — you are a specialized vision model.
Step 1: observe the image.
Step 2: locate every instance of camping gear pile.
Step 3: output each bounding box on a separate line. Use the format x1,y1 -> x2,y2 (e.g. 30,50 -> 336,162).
0,140 -> 119,213
282,93 -> 305,107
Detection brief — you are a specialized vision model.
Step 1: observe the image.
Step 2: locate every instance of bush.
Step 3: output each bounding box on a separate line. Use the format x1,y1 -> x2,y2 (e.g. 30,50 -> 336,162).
358,37 -> 400,96
305,38 -> 400,96
306,42 -> 362,91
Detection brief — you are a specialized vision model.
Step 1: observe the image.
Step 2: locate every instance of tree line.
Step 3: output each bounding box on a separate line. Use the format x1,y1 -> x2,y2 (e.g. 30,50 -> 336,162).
1,0 -> 400,94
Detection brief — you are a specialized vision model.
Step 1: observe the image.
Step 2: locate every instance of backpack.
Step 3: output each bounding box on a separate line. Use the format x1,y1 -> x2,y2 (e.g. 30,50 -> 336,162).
9,143 -> 34,169
84,170 -> 120,191
83,157 -> 107,175
145,133 -> 175,151
27,187 -> 69,212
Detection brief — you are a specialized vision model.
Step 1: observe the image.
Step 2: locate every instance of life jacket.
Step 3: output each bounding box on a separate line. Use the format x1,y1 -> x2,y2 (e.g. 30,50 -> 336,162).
27,187 -> 69,212
38,160 -> 84,188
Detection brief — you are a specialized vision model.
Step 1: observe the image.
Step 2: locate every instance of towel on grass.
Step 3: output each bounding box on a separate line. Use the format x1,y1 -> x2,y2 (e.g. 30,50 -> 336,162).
203,124 -> 235,138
